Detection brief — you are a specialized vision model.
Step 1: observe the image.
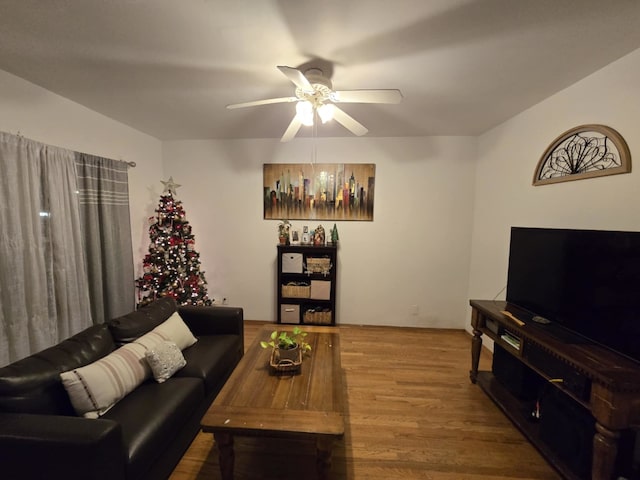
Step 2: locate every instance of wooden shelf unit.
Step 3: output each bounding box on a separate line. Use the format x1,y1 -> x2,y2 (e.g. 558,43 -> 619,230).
470,299 -> 640,480
277,244 -> 337,326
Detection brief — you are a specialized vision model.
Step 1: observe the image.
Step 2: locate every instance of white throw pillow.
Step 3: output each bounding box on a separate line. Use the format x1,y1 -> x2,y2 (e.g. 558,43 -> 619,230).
145,341 -> 186,383
146,310 -> 198,350
60,342 -> 150,418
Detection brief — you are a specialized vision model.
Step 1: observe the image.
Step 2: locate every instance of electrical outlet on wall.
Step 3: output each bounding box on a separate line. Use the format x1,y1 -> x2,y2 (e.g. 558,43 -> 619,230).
212,294 -> 228,305
410,305 -> 419,316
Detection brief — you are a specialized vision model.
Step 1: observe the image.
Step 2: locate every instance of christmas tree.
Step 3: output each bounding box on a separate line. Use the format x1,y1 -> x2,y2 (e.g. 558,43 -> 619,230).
136,177 -> 212,307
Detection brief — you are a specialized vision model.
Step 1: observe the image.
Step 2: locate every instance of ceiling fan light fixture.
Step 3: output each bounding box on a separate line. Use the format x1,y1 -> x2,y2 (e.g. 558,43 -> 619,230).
229,65 -> 402,141
317,103 -> 335,124
296,101 -> 314,126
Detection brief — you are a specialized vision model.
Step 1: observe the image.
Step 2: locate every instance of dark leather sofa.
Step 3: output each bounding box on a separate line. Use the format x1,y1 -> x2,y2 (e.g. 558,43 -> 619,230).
0,298 -> 244,480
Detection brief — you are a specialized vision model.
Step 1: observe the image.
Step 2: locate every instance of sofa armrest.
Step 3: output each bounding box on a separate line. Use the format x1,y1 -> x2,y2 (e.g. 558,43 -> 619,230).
178,305 -> 244,341
0,413 -> 126,480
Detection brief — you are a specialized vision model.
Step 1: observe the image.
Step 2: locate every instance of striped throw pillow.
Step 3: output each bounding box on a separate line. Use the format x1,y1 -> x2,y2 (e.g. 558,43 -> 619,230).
60,342 -> 151,418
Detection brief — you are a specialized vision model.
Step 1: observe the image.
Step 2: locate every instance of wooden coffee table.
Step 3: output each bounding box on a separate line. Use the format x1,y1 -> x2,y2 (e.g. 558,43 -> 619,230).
201,325 -> 344,479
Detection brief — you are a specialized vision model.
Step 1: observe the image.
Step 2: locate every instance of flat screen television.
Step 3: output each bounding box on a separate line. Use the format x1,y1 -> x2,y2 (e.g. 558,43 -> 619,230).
506,226 -> 640,365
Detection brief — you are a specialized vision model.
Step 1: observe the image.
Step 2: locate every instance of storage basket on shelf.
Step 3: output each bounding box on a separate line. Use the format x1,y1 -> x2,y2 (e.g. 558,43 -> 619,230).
282,253 -> 303,273
304,308 -> 332,325
305,257 -> 332,274
280,304 -> 300,324
281,282 -> 310,298
310,280 -> 331,300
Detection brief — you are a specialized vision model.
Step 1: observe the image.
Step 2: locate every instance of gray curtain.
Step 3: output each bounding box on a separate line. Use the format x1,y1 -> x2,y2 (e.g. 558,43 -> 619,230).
0,132 -> 92,365
75,153 -> 135,325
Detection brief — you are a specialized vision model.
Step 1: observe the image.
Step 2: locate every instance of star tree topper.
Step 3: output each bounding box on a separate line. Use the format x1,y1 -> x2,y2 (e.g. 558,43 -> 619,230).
161,176 -> 182,194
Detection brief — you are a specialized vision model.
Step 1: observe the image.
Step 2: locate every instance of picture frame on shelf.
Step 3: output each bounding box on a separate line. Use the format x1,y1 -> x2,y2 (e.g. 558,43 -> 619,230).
290,229 -> 301,245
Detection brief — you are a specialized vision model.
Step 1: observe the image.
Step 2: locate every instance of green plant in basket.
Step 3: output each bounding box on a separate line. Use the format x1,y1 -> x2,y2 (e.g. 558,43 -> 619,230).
260,326 -> 311,353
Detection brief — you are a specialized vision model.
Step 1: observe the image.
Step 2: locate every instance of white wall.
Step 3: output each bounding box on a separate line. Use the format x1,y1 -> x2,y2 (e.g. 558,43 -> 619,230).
468,48 -> 640,329
0,69 -> 163,269
0,67 -> 477,328
163,136 -> 477,326
7,39 -> 639,332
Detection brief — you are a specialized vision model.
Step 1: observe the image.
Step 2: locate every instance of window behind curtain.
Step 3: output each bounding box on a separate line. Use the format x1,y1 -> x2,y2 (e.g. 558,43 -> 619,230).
0,132 -> 134,366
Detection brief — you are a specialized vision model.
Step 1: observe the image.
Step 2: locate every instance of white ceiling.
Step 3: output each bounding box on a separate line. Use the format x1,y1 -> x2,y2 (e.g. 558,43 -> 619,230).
1,0 -> 640,141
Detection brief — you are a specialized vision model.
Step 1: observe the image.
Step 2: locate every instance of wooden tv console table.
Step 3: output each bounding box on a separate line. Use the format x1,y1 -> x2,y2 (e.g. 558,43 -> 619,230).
469,299 -> 640,480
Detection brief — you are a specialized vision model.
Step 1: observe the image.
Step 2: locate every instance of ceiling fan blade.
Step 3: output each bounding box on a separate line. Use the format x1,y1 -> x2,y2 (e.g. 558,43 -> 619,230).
277,66 -> 314,93
280,115 -> 303,142
333,89 -> 403,104
332,106 -> 368,136
226,97 -> 297,109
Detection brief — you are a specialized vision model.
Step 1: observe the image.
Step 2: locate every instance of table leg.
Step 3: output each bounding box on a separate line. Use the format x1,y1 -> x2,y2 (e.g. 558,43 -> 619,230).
214,433 -> 234,480
316,436 -> 335,479
593,422 -> 620,480
470,327 -> 483,384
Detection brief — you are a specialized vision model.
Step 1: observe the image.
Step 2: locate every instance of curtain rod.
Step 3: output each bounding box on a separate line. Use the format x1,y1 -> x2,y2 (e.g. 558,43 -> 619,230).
118,158 -> 136,168
10,130 -> 137,168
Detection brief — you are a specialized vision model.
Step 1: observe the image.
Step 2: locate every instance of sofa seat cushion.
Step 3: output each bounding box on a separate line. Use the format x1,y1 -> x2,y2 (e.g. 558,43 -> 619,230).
101,377 -> 204,480
0,324 -> 115,415
174,335 -> 242,395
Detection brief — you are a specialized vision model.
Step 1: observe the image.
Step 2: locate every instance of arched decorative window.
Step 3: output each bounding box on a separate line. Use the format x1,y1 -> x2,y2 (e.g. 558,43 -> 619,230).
533,124 -> 631,186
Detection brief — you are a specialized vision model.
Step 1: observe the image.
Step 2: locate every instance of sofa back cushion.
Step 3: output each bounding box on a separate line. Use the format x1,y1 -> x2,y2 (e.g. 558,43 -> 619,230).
108,297 -> 177,345
60,311 -> 197,417
0,324 -> 115,415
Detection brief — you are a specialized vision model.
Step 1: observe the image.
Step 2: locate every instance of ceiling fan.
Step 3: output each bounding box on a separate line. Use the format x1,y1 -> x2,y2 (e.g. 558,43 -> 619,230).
226,65 -> 403,142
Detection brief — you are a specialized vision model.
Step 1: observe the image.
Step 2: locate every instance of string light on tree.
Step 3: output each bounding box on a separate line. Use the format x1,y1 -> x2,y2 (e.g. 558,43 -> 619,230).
135,178 -> 212,307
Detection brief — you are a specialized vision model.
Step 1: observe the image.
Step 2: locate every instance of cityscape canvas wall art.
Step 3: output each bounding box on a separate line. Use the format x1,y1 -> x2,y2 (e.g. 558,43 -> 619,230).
263,163 -> 376,221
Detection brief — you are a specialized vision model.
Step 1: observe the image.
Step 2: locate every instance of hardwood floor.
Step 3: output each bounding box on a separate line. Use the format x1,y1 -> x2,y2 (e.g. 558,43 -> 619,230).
169,321 -> 560,480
